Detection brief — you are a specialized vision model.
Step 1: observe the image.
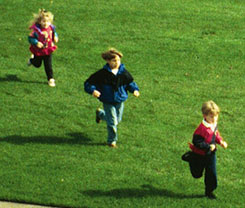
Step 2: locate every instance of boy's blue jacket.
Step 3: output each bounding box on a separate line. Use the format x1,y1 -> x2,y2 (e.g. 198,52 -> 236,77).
84,64 -> 139,103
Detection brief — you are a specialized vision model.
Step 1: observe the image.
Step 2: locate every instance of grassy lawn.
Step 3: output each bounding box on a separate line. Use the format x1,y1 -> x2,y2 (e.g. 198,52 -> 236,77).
0,0 -> 245,207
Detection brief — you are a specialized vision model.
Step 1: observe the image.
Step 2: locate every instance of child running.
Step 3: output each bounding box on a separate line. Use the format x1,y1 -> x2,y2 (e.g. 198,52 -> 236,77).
84,48 -> 140,148
188,100 -> 228,199
28,9 -> 58,87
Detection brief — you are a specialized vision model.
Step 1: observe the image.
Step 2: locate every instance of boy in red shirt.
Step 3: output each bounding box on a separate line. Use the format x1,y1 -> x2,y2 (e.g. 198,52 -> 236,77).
189,100 -> 228,199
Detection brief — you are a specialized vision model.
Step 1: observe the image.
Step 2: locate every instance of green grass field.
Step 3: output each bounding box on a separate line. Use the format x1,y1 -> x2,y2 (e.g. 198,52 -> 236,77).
0,0 -> 245,207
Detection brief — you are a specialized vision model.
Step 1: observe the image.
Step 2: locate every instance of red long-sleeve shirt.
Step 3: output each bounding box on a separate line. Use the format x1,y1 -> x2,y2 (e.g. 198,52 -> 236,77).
189,120 -> 223,155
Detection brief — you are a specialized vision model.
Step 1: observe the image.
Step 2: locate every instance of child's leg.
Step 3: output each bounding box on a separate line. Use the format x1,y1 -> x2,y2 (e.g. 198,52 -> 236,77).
97,109 -> 106,121
99,103 -> 123,123
189,154 -> 205,178
43,55 -> 53,80
204,153 -> 217,194
115,102 -> 124,123
30,55 -> 42,68
103,103 -> 118,144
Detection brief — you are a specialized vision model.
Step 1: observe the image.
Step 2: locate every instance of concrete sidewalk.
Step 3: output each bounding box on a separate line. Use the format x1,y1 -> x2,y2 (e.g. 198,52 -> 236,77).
0,201 -> 58,208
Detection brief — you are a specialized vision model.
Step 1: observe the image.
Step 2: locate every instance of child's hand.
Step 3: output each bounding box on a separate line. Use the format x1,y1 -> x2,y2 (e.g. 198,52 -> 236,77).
92,90 -> 101,98
220,140 -> 228,149
210,144 -> 216,151
133,90 -> 140,97
36,42 -> 44,48
54,36 -> 59,43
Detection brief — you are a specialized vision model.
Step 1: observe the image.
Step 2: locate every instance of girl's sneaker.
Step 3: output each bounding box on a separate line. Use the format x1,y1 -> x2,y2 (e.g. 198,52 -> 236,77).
27,54 -> 34,66
108,141 -> 117,148
27,60 -> 32,66
48,78 -> 56,87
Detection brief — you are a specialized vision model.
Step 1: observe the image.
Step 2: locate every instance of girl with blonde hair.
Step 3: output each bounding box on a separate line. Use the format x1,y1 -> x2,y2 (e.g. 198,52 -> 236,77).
28,9 -> 58,87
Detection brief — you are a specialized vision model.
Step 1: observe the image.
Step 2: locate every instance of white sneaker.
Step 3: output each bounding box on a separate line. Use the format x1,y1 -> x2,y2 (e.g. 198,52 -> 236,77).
27,54 -> 34,66
108,141 -> 117,148
48,78 -> 56,87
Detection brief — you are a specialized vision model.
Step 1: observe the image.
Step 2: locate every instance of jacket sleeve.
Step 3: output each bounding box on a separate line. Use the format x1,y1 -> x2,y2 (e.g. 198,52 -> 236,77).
193,134 -> 210,151
28,31 -> 38,45
126,82 -> 139,93
84,71 -> 101,94
215,131 -> 223,144
123,70 -> 139,93
52,26 -> 58,40
84,81 -> 96,94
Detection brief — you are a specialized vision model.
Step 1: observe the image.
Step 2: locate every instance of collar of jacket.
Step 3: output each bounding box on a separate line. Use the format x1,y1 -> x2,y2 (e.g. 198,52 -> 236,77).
103,63 -> 125,74
202,119 -> 217,132
29,23 -> 55,33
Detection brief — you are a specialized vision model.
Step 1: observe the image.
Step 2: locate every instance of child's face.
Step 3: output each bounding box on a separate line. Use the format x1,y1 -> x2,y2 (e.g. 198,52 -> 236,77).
107,55 -> 121,69
40,17 -> 51,29
204,113 -> 219,124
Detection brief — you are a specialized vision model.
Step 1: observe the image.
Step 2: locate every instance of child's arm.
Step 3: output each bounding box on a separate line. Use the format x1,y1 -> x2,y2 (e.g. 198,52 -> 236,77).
215,131 -> 228,149
54,34 -> 58,43
84,81 -> 97,94
210,144 -> 216,151
52,27 -> 58,43
28,32 -> 43,48
92,90 -> 101,98
126,82 -> 140,97
84,72 -> 101,98
84,81 -> 101,98
133,90 -> 140,97
193,134 -> 214,152
220,140 -> 228,149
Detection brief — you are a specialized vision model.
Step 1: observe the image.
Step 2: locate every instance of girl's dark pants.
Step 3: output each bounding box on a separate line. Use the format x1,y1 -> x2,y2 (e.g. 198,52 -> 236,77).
189,152 -> 217,194
31,54 -> 53,80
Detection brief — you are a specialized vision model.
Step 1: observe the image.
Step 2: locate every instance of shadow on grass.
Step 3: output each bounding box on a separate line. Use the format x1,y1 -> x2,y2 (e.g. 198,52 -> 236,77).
82,184 -> 205,199
0,74 -> 46,85
0,132 -> 106,146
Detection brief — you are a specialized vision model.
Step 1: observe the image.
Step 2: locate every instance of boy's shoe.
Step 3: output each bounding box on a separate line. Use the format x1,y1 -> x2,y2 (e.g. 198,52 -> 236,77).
181,151 -> 193,162
108,141 -> 117,148
205,192 -> 216,199
27,54 -> 34,66
96,109 -> 101,123
48,78 -> 56,87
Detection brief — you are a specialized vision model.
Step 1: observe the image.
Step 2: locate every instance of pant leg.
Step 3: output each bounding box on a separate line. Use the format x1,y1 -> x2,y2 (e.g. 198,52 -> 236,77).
103,103 -> 118,144
43,55 -> 53,80
189,153 -> 205,178
30,55 -> 42,68
98,109 -> 106,121
99,102 -> 124,123
115,102 -> 124,123
204,153 -> 217,193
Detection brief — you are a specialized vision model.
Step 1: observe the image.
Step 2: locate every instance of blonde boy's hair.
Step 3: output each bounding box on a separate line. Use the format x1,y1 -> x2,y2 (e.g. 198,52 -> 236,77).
101,48 -> 123,60
31,9 -> 54,25
202,100 -> 220,116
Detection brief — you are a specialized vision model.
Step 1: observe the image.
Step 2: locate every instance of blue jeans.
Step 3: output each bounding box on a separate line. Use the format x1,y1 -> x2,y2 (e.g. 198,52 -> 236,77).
97,102 -> 124,144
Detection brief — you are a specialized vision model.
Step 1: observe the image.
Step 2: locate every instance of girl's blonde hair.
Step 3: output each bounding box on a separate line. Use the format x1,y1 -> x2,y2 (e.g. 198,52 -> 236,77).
31,9 -> 54,25
201,100 -> 220,116
101,48 -> 123,60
